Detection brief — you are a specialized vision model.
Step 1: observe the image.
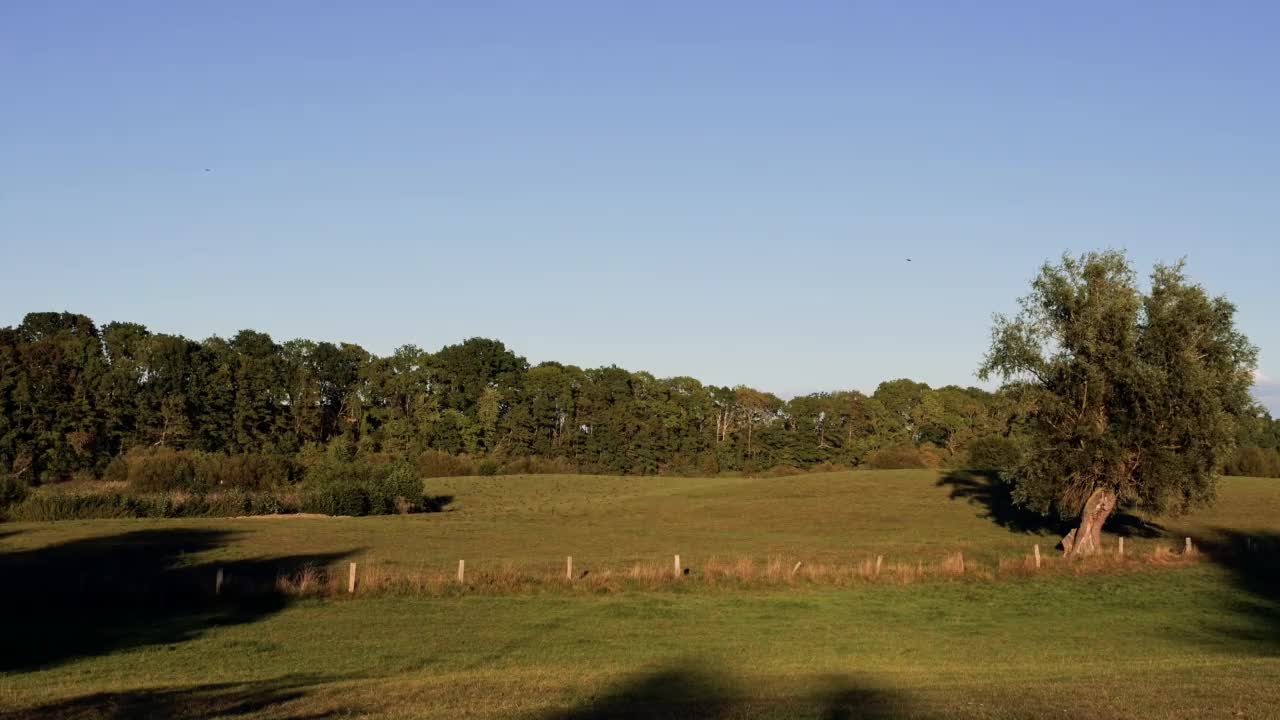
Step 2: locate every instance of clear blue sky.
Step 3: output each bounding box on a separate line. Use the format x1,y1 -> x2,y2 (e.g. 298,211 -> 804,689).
2,2 -> 1277,411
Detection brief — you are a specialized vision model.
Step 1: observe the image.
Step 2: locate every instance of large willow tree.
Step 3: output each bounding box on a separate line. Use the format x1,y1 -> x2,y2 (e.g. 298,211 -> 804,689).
980,251 -> 1258,556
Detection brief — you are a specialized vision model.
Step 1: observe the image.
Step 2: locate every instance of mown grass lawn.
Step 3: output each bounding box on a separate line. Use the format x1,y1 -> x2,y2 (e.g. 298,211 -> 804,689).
2,471 -> 1278,718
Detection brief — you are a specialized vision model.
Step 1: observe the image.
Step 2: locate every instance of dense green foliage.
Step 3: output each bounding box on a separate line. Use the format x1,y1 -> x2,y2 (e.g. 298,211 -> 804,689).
300,460 -> 426,516
0,307 -> 1272,497
0,312 -> 1027,485
6,488 -> 295,522
124,449 -> 298,492
981,252 -> 1259,524
1228,412 -> 1280,477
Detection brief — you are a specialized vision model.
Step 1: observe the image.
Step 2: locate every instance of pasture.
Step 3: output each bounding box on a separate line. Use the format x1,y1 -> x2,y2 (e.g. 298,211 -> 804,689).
2,470 -> 1279,718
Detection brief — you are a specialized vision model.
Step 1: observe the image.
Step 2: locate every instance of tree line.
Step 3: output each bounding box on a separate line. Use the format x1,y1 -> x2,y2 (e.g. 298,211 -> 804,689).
2,310 -> 1276,485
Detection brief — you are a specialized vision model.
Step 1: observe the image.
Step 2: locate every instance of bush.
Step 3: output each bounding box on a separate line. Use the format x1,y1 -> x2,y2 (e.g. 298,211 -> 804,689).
0,476 -> 31,517
127,448 -> 200,492
758,464 -> 804,478
196,453 -> 297,489
865,446 -> 935,470
9,492 -> 149,521
477,459 -> 500,476
808,461 -> 851,474
7,488 -> 299,521
698,452 -> 721,476
498,455 -> 579,475
1223,446 -> 1280,478
416,450 -> 474,478
373,461 -> 425,514
194,488 -> 296,516
301,459 -> 425,516
101,456 -> 129,483
301,462 -> 376,516
966,436 -> 1022,473
122,450 -> 298,492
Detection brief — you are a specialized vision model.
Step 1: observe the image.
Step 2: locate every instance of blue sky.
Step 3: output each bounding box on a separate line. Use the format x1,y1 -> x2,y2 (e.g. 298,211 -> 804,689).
2,2 -> 1277,410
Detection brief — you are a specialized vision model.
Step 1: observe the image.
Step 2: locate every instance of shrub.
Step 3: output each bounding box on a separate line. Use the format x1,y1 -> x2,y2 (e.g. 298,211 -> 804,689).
1223,446 -> 1280,478
372,461 -> 425,514
498,455 -> 579,475
477,459 -> 501,476
865,446 -> 933,470
9,492 -> 148,521
698,452 -> 721,476
7,488 -> 298,521
759,465 -> 804,478
122,450 -> 299,493
126,448 -> 200,492
0,475 -> 31,517
917,445 -> 944,469
301,459 -> 425,516
301,462 -> 376,516
416,450 -> 474,478
195,488 -> 296,516
195,453 -> 297,489
101,456 -> 129,483
808,461 -> 851,474
966,436 -> 1022,473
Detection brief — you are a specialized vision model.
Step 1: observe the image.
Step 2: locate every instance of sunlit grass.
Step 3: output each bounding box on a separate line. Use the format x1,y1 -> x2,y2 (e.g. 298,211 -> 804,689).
3,471 -> 1278,718
6,471 -> 1276,576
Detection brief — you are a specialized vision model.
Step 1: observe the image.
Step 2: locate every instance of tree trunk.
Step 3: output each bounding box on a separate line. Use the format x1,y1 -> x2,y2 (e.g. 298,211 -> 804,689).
1062,487 -> 1116,557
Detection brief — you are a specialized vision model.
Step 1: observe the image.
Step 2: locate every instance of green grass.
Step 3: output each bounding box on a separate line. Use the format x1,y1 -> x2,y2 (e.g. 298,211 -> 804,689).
2,568 -> 1278,718
6,471 -> 1278,574
2,470 -> 1279,718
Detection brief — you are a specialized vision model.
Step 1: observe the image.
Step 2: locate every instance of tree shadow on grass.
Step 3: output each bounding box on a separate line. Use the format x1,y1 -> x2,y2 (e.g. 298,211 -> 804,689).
425,494 -> 455,512
538,664 -> 922,719
0,528 -> 354,673
1186,528 -> 1280,655
0,676 -> 340,720
937,470 -> 1163,539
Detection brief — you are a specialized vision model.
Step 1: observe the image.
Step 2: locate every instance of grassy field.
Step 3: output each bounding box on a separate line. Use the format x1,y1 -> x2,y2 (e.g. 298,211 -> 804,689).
4,470 -> 1278,575
2,470 -> 1279,718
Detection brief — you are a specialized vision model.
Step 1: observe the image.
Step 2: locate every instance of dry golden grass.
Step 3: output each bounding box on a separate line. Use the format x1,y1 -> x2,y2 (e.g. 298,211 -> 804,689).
241,542 -> 1214,600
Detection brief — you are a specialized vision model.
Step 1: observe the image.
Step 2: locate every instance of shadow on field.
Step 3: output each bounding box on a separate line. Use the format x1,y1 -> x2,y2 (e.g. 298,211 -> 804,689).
0,676 -> 338,720
937,471 -> 1162,539
539,664 -> 921,719
0,529 -> 354,673
425,494 -> 456,512
1189,528 -> 1280,654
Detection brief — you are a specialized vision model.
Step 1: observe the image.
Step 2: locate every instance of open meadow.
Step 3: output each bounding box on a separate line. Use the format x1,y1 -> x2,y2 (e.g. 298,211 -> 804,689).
3,470 -> 1279,718
8,2 -> 1280,716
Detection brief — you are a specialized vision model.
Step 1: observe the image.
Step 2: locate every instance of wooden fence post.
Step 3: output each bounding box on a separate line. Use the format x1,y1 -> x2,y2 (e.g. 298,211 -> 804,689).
347,562 -> 357,594
1118,537 -> 1124,557
1033,544 -> 1041,569
958,552 -> 965,574
566,556 -> 573,581
674,554 -> 681,578
215,567 -> 224,595
1185,537 -> 1193,554
457,560 -> 465,584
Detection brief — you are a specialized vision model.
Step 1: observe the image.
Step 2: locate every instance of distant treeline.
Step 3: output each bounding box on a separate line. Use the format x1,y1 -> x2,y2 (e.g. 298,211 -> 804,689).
3,311 -> 1278,484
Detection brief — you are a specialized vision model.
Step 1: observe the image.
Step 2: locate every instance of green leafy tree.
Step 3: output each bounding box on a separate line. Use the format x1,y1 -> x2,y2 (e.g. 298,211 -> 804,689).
980,251 -> 1258,555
